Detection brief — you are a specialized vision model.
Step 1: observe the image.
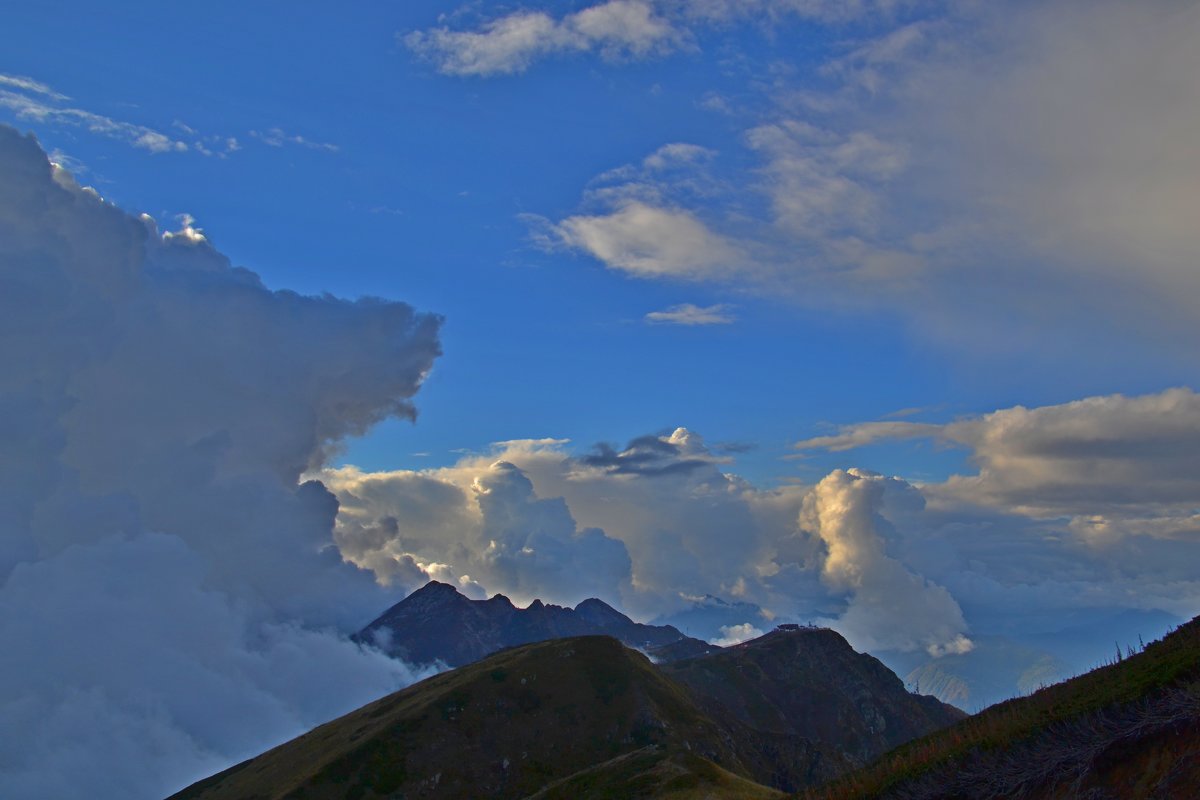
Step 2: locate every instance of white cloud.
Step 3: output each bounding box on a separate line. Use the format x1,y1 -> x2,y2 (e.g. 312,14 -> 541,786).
0,73 -> 68,100
800,468 -> 973,656
405,1 -> 684,76
554,201 -> 743,279
712,622 -> 765,646
403,0 -> 910,77
645,302 -> 735,325
0,126 -> 443,798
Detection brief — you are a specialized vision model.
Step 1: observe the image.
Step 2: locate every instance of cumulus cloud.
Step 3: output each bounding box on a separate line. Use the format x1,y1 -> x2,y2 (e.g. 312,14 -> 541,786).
0,126 -> 442,798
800,469 -> 973,656
405,0 -> 684,76
645,302 -> 735,325
318,429 -> 813,619
321,458 -> 634,609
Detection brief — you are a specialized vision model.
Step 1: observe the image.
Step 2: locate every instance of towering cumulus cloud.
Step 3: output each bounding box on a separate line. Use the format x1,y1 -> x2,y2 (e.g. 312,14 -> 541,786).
0,127 -> 443,798
799,469 -> 973,657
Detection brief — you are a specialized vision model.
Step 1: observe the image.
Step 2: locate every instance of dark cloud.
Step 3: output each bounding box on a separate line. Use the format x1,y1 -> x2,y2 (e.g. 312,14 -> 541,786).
581,431 -> 714,476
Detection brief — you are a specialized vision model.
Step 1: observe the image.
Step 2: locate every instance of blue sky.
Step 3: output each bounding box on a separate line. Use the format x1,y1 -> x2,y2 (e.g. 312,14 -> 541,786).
2,2 -> 1200,796
7,1 -> 1191,485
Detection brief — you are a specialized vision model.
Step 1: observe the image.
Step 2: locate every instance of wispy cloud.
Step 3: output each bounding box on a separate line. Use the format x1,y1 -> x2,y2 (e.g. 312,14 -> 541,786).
0,72 -> 246,158
0,73 -> 68,100
250,127 -> 339,153
0,82 -> 188,153
645,302 -> 735,325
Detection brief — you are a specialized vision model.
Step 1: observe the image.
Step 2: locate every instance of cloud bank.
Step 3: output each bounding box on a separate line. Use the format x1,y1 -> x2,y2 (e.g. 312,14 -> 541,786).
0,126 -> 443,798
321,387 -> 1200,665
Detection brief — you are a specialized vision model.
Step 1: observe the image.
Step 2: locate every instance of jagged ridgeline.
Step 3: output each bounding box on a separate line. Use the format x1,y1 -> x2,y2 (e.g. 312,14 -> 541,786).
801,615 -> 1200,800
168,625 -> 962,799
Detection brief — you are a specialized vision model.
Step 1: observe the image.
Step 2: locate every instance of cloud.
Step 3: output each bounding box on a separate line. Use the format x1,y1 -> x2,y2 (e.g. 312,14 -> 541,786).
800,468 -> 973,655
536,2 -> 1200,357
553,201 -> 744,279
645,303 -> 735,325
0,73 -> 249,159
319,413 -> 1200,683
321,458 -> 634,609
794,421 -> 942,452
404,0 -> 909,76
0,73 -> 68,101
250,127 -> 339,153
405,0 -> 684,76
0,126 -> 443,798
0,86 -> 188,153
712,622 -> 765,646
796,388 -> 1200,522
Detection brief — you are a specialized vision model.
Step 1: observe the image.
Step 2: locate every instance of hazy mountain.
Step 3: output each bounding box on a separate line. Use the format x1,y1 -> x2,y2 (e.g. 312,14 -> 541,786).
168,627 -> 963,798
803,615 -> 1200,800
355,580 -> 719,666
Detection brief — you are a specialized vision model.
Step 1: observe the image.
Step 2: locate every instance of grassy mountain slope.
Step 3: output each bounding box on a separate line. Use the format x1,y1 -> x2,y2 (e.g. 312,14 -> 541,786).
168,636 -> 771,800
801,615 -> 1200,800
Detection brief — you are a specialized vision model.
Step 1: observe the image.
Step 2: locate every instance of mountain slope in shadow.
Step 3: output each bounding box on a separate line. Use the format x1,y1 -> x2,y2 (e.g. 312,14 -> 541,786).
802,615 -> 1200,800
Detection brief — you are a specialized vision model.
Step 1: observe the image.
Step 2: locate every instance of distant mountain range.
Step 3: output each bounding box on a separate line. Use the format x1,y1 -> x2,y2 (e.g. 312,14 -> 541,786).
169,615 -> 963,798
355,580 -> 720,666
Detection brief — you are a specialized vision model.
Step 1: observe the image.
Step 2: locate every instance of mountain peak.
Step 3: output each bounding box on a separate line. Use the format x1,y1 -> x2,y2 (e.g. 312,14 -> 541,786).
574,597 -> 634,628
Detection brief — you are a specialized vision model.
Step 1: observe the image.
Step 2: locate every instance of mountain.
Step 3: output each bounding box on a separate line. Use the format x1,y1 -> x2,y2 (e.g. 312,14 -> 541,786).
662,627 -> 966,771
802,615 -> 1200,800
356,580 -> 720,666
169,627 -> 964,799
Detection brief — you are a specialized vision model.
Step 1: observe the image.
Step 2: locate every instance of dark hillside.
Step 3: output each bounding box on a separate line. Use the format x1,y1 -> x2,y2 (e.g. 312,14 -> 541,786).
801,615 -> 1200,800
662,627 -> 965,774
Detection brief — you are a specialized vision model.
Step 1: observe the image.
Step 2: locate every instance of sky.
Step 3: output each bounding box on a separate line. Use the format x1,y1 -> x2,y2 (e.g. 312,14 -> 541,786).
1,1 -> 1199,797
